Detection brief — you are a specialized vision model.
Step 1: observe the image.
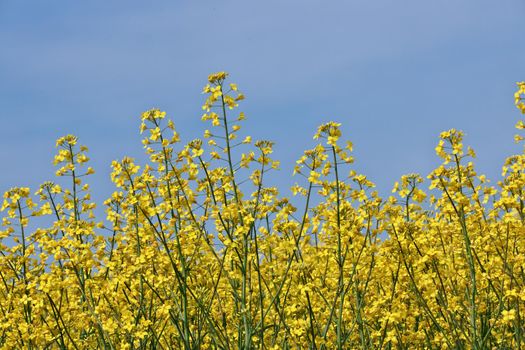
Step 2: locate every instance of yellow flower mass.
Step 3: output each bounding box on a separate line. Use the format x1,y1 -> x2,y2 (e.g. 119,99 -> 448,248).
0,74 -> 525,349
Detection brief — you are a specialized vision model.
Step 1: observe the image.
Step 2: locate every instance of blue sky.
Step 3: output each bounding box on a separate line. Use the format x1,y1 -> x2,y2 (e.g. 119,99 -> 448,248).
1,0 -> 524,209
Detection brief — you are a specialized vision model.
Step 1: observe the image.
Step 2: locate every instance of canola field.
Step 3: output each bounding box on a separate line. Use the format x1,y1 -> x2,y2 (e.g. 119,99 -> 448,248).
1,73 -> 525,349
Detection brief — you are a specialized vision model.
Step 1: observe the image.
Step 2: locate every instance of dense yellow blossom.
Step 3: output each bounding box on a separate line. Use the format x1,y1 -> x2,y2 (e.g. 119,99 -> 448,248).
0,75 -> 524,349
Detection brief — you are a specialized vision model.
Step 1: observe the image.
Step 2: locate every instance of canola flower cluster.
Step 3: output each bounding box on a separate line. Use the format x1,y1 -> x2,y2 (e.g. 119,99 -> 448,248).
1,74 -> 525,349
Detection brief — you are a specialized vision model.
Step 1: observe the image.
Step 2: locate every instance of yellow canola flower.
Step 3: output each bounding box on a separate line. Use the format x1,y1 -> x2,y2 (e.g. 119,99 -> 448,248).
208,71 -> 228,84
0,73 -> 524,349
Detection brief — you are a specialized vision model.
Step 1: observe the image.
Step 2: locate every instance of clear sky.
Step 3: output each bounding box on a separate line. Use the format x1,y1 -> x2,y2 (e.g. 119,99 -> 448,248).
1,1 -> 524,210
